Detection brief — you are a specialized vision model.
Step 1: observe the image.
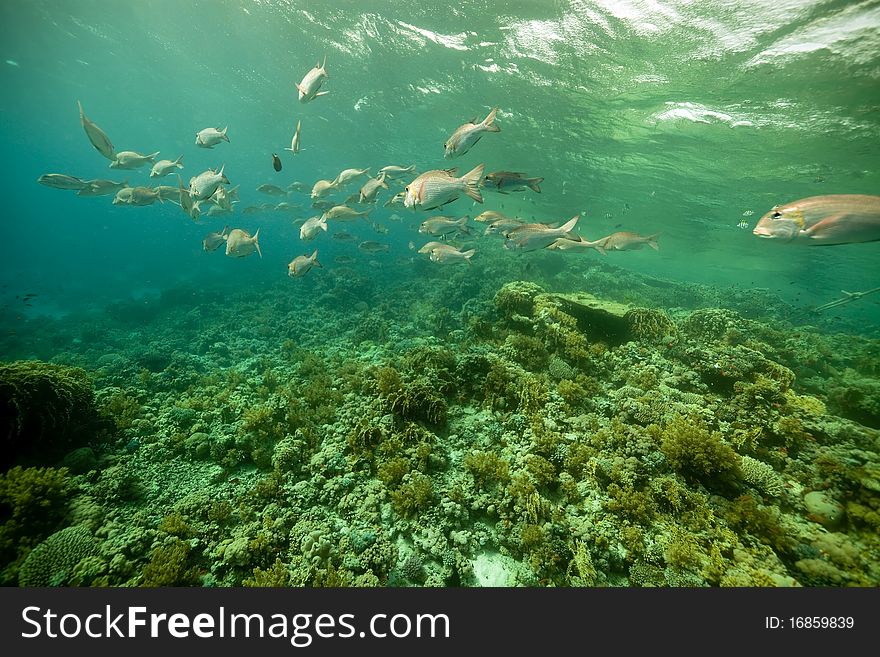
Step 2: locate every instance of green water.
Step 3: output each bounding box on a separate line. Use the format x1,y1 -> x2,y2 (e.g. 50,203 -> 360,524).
0,1 -> 878,589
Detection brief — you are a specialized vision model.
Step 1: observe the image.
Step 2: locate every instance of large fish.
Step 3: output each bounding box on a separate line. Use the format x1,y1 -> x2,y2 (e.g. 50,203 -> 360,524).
444,108 -> 500,159
77,101 -> 116,161
403,165 -> 484,211
753,194 -> 880,245
296,56 -> 328,103
504,216 -> 580,251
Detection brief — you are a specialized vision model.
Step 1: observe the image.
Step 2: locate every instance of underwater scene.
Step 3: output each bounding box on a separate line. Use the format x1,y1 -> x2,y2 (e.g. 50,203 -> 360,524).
1,0 -> 878,588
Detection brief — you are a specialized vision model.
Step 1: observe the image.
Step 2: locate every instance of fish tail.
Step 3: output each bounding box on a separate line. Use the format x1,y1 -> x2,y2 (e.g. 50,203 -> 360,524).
462,164 -> 485,203
312,249 -> 323,268
148,151 -> 160,162
463,249 -> 476,264
253,227 -> 262,258
560,215 -> 580,238
175,155 -> 184,167
222,126 -> 229,142
528,177 -> 544,193
482,107 -> 500,132
645,233 -> 660,250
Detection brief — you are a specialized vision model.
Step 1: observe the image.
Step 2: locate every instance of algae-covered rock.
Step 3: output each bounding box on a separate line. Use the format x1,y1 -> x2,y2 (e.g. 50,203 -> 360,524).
0,360 -> 102,469
535,292 -> 632,345
803,490 -> 845,530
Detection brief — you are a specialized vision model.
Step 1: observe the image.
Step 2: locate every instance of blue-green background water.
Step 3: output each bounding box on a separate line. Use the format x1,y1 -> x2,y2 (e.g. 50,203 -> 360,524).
1,0 -> 878,325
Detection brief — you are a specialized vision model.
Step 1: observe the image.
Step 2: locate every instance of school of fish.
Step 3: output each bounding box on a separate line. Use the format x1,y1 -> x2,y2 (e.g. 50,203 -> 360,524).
38,59 -> 879,284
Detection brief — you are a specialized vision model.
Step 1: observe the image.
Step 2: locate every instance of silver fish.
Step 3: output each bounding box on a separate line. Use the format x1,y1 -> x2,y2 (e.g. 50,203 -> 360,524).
593,231 -> 660,253
483,171 -> 543,194
257,183 -> 287,196
321,205 -> 370,221
203,226 -> 229,252
404,165 -> 484,211
358,240 -> 390,254
195,127 -> 229,148
505,216 -> 580,251
334,168 -> 370,187
429,244 -> 476,264
128,186 -> 162,206
311,179 -> 339,199
419,215 -> 470,236
225,228 -> 262,258
359,174 -> 389,204
110,150 -> 160,170
547,235 -> 608,252
37,174 -> 88,191
77,101 -> 115,161
285,120 -> 302,154
288,249 -> 322,276
189,165 -> 229,200
77,179 -> 128,197
300,215 -> 327,241
444,107 -> 500,159
378,164 -> 416,179
150,155 -> 184,178
296,56 -> 328,103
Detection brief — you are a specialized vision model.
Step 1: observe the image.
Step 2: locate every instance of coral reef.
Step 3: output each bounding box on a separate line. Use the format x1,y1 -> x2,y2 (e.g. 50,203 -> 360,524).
0,256 -> 878,590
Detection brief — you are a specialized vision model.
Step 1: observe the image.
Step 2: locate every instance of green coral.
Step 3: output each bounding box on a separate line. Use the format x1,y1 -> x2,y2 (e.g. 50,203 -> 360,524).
654,415 -> 740,485
243,558 -> 291,587
377,367 -> 447,426
141,537 -> 201,587
18,525 -> 98,586
0,360 -> 102,467
463,451 -> 510,490
389,472 -> 434,518
494,280 -> 545,318
0,466 -> 71,574
625,307 -> 677,342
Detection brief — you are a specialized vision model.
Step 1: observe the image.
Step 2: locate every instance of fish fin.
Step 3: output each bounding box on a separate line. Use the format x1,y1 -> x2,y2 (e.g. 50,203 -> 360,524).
461,164 -> 485,204
560,215 -> 580,237
803,214 -> 844,236
295,82 -> 305,94
222,126 -> 229,142
253,228 -> 262,258
315,91 -> 330,97
482,107 -> 500,132
528,177 -> 543,193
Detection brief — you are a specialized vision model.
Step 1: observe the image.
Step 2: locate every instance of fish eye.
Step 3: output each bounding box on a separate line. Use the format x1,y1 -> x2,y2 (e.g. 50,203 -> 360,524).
404,186 -> 409,191
772,211 -> 782,218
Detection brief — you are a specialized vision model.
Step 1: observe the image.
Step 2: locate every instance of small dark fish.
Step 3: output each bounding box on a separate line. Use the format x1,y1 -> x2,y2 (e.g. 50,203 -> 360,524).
272,154 -> 282,172
332,231 -> 357,241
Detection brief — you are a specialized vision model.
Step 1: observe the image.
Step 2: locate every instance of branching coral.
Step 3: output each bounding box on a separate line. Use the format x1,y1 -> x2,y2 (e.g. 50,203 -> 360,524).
655,415 -> 740,486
